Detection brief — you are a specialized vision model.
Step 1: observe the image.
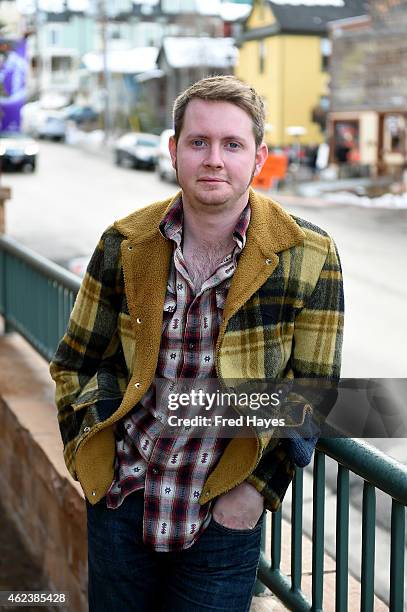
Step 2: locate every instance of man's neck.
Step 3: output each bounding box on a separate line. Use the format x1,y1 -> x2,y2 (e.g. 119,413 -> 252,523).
181,196 -> 248,246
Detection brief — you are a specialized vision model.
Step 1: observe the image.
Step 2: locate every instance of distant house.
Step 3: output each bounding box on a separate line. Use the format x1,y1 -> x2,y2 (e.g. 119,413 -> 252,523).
156,36 -> 238,128
26,10 -> 96,99
236,0 -> 367,147
81,47 -> 159,131
328,0 -> 407,176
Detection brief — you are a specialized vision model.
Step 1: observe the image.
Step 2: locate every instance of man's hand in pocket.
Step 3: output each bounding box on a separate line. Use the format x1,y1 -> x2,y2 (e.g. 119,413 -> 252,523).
212,481 -> 264,529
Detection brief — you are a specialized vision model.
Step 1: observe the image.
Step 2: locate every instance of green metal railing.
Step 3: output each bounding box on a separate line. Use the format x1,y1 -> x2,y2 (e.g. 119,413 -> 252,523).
0,234 -> 80,361
259,439 -> 407,611
1,235 -> 406,611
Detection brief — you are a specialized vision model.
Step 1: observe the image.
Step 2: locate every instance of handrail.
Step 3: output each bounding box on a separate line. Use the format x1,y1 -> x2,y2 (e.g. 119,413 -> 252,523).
0,234 -> 80,361
317,437 -> 407,505
0,234 -> 81,292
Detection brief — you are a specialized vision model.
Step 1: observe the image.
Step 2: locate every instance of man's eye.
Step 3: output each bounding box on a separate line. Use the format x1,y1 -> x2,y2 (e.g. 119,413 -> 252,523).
193,140 -> 205,147
227,142 -> 240,149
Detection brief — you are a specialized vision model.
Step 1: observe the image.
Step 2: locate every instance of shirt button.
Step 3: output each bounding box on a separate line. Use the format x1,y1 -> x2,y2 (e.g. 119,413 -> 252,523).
152,467 -> 159,475
189,343 -> 194,349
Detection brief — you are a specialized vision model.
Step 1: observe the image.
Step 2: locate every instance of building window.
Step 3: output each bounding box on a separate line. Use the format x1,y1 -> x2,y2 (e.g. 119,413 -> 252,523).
333,120 -> 360,164
383,114 -> 406,154
51,56 -> 72,73
49,28 -> 60,47
320,38 -> 331,72
259,40 -> 266,74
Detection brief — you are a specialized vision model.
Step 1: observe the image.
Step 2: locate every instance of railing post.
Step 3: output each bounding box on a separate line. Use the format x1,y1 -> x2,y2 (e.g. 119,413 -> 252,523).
0,249 -> 12,334
390,500 -> 405,612
291,467 -> 303,592
336,465 -> 349,612
0,186 -> 12,234
312,450 -> 325,612
361,482 -> 376,612
0,185 -> 12,333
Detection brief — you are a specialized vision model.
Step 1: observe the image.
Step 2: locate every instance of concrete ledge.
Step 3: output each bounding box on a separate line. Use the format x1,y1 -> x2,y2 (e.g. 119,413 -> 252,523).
0,333 -> 87,612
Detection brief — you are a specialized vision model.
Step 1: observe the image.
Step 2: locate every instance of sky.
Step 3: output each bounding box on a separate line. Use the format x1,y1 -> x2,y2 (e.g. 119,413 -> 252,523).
16,0 -> 90,12
15,0 -> 251,17
16,0 -> 346,14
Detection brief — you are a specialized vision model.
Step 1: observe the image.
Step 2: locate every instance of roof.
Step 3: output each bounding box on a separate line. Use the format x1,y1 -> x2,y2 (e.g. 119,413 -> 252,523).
219,2 -> 252,21
82,47 -> 158,74
44,10 -> 86,22
241,0 -> 368,37
159,37 -> 238,69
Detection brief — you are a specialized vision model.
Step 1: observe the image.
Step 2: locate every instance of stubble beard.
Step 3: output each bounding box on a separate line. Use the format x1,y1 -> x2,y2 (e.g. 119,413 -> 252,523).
175,160 -> 257,210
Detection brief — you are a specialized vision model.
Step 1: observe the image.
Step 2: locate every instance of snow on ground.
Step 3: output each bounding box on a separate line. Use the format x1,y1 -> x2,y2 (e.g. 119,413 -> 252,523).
324,191 -> 407,209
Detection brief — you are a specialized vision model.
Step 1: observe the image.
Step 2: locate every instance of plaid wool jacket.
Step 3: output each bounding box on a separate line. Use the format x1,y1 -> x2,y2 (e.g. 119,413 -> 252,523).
50,188 -> 344,511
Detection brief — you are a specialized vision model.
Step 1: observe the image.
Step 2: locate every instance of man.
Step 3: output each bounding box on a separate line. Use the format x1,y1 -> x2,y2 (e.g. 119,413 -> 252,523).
50,76 -> 344,611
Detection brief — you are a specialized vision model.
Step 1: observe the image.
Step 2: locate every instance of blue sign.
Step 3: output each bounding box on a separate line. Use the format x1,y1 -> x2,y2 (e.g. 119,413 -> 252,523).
0,39 -> 28,132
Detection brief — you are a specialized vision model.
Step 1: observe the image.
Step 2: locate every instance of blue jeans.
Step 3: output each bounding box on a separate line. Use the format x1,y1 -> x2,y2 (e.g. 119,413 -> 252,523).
86,489 -> 264,612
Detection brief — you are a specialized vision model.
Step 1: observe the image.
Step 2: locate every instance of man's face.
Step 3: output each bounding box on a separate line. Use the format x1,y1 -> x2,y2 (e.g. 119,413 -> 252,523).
169,99 -> 268,212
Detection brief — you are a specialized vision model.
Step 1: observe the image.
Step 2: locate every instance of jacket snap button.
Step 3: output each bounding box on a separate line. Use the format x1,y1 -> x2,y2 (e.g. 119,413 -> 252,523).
84,426 -> 90,433
205,491 -> 210,497
128,246 -> 133,251
266,258 -> 273,265
91,490 -> 96,496
134,382 -> 141,388
136,318 -> 142,324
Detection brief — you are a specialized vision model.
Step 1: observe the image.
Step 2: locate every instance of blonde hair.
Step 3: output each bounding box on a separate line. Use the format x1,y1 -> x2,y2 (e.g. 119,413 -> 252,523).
172,75 -> 265,148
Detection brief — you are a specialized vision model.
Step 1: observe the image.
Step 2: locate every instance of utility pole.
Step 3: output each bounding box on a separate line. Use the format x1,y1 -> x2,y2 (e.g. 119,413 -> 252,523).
98,0 -> 111,142
34,0 -> 42,98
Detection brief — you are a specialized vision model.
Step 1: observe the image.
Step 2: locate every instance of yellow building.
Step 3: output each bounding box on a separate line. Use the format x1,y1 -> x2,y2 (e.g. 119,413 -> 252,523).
236,0 -> 366,148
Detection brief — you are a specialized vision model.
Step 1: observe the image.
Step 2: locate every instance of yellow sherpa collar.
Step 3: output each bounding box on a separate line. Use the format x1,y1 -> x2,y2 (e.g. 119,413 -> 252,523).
114,188 -> 305,253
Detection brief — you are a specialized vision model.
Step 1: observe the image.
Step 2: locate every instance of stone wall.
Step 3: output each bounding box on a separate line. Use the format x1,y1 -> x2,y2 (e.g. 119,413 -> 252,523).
0,333 -> 87,612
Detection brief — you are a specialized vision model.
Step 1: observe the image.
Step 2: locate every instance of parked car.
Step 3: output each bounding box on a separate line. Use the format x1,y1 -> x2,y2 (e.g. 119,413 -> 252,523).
36,111 -> 66,141
22,102 -> 66,141
114,132 -> 159,170
62,105 -> 99,125
156,129 -> 177,182
0,132 -> 38,172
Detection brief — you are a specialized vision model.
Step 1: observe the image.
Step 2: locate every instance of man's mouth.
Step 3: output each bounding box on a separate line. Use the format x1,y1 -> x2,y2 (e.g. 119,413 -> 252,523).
198,177 -> 227,183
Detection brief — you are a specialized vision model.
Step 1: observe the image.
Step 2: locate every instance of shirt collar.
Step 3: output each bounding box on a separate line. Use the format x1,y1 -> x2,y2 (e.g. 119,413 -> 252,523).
159,195 -> 251,249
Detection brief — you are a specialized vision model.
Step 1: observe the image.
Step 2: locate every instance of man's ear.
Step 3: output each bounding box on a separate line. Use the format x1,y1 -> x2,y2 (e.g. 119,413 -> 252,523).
169,135 -> 177,169
254,142 -> 269,176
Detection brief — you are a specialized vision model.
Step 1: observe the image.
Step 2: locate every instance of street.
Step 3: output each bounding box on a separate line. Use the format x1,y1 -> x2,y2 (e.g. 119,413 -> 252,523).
5,141 -> 407,381
2,140 -> 407,603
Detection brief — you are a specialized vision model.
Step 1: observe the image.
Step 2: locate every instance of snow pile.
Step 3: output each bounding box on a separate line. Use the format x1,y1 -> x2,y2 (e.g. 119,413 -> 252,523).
219,2 -> 252,20
82,47 -> 158,74
324,191 -> 407,209
163,37 -> 238,69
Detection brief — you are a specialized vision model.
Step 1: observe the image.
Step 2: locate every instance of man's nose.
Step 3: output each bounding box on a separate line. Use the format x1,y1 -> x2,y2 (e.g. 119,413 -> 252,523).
203,145 -> 224,168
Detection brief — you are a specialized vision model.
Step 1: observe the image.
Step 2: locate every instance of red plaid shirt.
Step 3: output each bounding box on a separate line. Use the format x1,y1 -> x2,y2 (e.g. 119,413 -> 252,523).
106,196 -> 251,551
